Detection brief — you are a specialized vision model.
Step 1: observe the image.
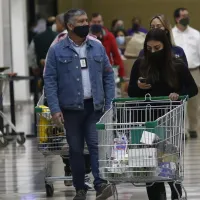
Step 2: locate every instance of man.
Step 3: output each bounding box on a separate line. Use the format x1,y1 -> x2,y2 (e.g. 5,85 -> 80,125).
28,17 -> 57,91
90,13 -> 125,78
172,8 -> 200,138
127,17 -> 148,36
47,13 -> 92,190
44,9 -> 115,200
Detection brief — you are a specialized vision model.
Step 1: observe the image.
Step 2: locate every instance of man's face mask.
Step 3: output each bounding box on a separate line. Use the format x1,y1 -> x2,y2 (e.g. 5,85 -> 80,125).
132,23 -> 140,31
179,17 -> 190,27
73,25 -> 89,38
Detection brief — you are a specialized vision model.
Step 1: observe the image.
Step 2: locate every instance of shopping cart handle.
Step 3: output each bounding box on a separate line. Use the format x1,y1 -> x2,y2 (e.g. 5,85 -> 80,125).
113,95 -> 188,103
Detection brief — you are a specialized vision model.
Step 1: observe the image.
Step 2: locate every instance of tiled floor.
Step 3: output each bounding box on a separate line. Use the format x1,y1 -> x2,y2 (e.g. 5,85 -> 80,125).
0,104 -> 200,199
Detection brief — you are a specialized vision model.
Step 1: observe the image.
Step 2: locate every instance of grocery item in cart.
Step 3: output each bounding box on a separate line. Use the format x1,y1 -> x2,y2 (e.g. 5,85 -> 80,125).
158,162 -> 177,179
128,148 -> 158,167
130,127 -> 165,145
38,105 -> 52,143
111,136 -> 128,160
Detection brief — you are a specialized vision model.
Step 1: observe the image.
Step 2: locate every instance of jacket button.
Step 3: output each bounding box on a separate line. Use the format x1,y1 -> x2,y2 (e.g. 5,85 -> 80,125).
78,92 -> 80,95
76,66 -> 78,69
77,78 -> 80,81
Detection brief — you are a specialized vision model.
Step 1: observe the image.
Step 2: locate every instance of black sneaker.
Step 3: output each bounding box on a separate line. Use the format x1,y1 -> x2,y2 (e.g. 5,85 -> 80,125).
64,166 -> 73,186
189,131 -> 197,138
96,183 -> 113,200
73,189 -> 87,200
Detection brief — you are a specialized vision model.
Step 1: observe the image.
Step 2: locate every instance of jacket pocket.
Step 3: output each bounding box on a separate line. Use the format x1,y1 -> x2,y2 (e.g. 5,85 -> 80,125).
94,56 -> 103,72
58,56 -> 73,73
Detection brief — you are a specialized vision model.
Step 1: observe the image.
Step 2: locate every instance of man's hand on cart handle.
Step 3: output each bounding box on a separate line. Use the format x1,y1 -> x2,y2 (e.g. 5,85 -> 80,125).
169,93 -> 179,101
52,112 -> 64,127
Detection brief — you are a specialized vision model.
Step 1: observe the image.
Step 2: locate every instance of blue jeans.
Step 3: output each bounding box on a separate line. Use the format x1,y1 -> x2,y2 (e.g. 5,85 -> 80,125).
62,99 -> 106,190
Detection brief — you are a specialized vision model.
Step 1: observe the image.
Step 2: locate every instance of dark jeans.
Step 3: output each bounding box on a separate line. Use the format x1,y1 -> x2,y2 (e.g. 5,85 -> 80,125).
62,99 -> 106,190
62,154 -> 91,174
146,182 -> 182,200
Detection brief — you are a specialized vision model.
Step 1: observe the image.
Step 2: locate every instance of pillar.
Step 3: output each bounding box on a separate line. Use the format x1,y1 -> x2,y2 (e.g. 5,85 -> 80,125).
10,0 -> 30,101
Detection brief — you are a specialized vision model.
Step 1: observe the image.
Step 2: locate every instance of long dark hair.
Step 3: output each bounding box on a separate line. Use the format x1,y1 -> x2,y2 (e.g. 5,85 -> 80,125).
140,29 -> 178,89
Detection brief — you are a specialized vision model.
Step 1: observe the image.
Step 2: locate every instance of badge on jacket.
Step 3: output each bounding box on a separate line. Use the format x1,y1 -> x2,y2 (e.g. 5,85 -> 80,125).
80,58 -> 87,69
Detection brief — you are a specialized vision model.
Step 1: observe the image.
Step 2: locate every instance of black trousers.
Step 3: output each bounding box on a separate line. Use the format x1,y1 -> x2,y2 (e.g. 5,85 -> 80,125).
146,182 -> 182,200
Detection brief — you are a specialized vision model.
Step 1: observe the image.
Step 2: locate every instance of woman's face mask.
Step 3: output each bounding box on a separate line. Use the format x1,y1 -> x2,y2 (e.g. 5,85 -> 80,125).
116,36 -> 125,46
148,49 -> 165,64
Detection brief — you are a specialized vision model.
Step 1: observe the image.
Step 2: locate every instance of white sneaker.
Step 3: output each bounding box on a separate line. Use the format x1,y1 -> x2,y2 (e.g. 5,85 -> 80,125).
84,174 -> 93,190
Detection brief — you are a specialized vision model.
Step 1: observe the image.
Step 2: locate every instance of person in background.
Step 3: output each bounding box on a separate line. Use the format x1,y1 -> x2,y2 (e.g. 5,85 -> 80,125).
111,19 -> 125,33
139,14 -> 188,67
127,17 -> 148,36
113,29 -> 127,56
28,17 -> 57,80
172,8 -> 200,138
90,13 -> 125,78
28,20 -> 38,45
128,29 -> 198,200
44,9 -> 115,200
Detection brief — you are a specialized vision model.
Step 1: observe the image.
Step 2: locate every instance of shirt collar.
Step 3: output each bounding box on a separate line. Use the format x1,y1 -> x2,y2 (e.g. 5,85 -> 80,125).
174,25 -> 190,33
63,35 -> 93,48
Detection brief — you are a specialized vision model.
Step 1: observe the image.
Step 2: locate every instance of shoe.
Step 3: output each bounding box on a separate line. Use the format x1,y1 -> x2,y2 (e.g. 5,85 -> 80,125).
189,131 -> 197,138
64,166 -> 73,186
84,174 -> 93,190
96,183 -> 113,200
73,189 -> 87,200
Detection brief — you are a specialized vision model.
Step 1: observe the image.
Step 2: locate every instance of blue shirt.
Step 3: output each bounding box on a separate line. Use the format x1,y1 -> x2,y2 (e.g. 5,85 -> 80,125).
138,46 -> 188,67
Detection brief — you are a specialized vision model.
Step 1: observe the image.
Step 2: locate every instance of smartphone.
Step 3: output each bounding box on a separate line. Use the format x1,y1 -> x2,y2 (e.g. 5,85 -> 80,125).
139,78 -> 147,83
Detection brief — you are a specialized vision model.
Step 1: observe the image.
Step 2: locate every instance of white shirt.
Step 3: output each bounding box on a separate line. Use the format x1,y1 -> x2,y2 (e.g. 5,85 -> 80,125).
69,37 -> 92,99
172,26 -> 200,69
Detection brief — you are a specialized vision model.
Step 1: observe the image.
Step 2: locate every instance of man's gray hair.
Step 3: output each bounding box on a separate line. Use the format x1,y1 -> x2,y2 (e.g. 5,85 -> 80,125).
64,9 -> 86,27
56,13 -> 65,26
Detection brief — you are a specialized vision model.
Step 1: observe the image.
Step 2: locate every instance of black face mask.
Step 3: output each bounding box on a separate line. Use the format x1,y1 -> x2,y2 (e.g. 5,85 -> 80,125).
179,18 -> 190,27
73,25 -> 89,38
132,23 -> 139,31
148,49 -> 165,64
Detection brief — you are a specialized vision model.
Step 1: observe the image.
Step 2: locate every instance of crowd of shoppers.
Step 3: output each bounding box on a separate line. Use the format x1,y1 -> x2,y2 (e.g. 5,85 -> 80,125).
28,6 -> 200,200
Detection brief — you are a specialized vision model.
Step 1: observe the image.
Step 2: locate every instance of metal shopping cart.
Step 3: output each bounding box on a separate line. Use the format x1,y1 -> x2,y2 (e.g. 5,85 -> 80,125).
35,104 -> 89,197
0,69 -> 26,147
96,95 -> 188,200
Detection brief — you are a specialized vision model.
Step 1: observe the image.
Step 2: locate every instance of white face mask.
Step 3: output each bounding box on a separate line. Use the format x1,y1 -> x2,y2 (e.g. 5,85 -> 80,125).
116,36 -> 125,46
52,23 -> 57,32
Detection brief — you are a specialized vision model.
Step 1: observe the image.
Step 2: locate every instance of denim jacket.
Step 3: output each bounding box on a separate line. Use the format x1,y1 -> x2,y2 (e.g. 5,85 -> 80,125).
44,37 -> 115,114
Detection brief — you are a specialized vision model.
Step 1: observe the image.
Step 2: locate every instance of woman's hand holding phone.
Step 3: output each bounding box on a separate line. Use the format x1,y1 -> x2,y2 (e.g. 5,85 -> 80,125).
138,77 -> 151,90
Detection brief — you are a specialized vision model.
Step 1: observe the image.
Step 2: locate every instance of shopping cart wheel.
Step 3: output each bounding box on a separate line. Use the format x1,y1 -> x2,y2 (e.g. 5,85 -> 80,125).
16,133 -> 26,145
0,136 -> 8,147
45,183 -> 54,197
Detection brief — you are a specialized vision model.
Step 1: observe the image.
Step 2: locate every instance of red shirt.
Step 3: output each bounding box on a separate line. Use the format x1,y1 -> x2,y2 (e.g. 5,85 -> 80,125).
102,28 -> 125,77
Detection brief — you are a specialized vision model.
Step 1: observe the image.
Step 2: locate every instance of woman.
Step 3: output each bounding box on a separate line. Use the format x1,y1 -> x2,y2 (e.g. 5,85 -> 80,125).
113,29 -> 127,57
139,14 -> 188,67
111,19 -> 124,33
128,29 -> 198,200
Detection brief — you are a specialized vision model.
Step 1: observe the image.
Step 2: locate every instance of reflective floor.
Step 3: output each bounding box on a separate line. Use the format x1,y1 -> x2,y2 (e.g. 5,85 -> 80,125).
0,104 -> 200,199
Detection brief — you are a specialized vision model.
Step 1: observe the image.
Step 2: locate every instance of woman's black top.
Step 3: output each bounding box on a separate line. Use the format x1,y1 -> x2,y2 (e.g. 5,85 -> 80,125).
128,58 -> 198,98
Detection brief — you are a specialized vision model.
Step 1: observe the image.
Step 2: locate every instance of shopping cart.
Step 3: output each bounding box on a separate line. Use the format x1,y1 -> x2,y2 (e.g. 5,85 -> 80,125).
35,104 -> 89,197
0,69 -> 26,147
96,95 -> 188,200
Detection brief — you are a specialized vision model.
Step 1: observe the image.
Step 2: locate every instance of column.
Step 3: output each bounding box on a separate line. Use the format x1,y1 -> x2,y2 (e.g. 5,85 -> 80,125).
10,0 -> 30,101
